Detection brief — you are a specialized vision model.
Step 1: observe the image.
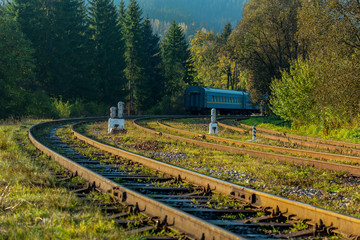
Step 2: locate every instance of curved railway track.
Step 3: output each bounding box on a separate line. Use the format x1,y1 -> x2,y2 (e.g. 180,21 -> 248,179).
153,119 -> 360,176
133,118 -> 360,177
222,121 -> 360,150
29,118 -> 360,239
218,121 -> 360,156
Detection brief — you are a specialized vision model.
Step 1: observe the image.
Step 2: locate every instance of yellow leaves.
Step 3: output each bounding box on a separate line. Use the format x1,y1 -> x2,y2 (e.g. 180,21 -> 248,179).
190,30 -> 245,89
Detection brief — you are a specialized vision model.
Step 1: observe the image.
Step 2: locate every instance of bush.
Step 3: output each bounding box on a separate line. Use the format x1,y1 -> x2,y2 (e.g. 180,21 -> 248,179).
25,91 -> 58,118
52,98 -> 72,118
147,94 -> 185,115
70,100 -> 107,117
270,59 -> 318,126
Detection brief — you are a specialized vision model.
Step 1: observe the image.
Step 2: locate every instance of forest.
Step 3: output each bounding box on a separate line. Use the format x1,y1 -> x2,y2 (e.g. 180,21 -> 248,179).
1,0 -> 359,132
120,0 -> 247,38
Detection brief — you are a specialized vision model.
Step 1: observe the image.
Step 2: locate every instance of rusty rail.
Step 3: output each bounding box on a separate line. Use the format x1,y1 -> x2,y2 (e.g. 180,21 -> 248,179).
152,119 -> 360,177
69,118 -> 360,238
28,119 -> 247,240
230,122 -> 360,150
157,120 -> 360,165
219,122 -> 360,156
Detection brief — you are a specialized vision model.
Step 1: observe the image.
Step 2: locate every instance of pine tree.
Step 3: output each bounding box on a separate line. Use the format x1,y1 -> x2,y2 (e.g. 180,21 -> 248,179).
88,0 -> 126,105
140,18 -> 164,111
51,0 -> 93,100
0,13 -> 35,118
118,0 -> 126,26
221,23 -> 232,42
124,0 -> 145,114
161,21 -> 192,95
14,0 -> 52,93
14,0 -> 94,101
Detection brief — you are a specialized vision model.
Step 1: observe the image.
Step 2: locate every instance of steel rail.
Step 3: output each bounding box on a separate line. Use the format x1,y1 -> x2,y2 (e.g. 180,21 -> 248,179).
28,119 -> 248,240
218,122 -> 360,155
157,119 -> 360,166
71,118 -> 360,237
224,122 -> 360,150
152,119 -> 360,177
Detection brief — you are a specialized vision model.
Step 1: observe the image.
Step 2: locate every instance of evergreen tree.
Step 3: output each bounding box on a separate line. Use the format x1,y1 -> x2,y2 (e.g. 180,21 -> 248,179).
88,0 -> 126,105
14,0 -> 93,101
161,21 -> 192,95
124,0 -> 146,114
140,18 -> 164,111
0,13 -> 35,118
220,23 -> 232,42
51,0 -> 93,100
118,0 -> 126,26
14,0 -> 52,93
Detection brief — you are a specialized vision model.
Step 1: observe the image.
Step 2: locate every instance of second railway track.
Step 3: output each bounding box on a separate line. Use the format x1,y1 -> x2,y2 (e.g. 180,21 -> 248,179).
29,118 -> 360,239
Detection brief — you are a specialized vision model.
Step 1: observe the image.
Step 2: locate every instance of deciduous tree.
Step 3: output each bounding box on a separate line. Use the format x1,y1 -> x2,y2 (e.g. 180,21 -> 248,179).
297,0 -> 360,126
229,0 -> 301,104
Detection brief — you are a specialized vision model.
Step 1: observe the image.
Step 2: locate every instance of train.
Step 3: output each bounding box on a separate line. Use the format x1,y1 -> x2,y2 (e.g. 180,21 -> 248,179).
184,86 -> 260,114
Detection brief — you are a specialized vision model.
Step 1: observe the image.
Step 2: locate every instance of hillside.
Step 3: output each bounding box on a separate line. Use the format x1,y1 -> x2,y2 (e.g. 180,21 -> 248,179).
118,0 -> 247,38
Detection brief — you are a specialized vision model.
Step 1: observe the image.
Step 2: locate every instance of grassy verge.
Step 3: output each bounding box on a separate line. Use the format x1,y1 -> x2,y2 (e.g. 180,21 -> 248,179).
157,119 -> 360,165
0,119 -> 131,239
240,116 -> 360,144
83,120 -> 360,218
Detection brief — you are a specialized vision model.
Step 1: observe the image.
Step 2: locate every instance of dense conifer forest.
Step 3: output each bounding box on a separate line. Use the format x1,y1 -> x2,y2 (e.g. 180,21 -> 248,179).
1,0 -> 359,132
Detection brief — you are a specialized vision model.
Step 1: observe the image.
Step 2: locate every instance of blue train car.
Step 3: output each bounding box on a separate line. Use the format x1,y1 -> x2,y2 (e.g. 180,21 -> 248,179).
184,86 -> 259,114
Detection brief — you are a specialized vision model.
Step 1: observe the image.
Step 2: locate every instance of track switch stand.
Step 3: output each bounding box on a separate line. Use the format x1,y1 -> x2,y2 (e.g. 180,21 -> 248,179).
108,101 -> 126,134
209,108 -> 218,134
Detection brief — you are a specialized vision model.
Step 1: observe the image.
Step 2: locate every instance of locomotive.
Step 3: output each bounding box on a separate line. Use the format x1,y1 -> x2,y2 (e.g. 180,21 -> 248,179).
184,86 -> 260,114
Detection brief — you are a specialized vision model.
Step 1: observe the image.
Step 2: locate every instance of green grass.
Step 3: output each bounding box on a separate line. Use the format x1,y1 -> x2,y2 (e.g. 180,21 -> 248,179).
0,119 -> 130,239
240,116 -> 360,143
82,120 -> 360,218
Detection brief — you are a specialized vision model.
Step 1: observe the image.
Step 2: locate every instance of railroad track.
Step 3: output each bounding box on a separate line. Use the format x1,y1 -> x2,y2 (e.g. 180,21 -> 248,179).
218,121 -> 360,156
138,118 -> 360,177
29,118 -> 360,239
222,121 -> 360,150
184,120 -> 360,165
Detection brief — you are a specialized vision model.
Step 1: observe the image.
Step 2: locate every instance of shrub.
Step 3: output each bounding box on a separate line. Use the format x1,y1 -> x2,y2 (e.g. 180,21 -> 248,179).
25,91 -> 58,118
70,100 -> 107,117
270,59 -> 318,126
52,98 -> 72,118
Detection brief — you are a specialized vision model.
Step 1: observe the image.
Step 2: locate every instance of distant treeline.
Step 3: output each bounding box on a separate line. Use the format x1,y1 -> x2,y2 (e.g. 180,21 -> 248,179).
119,0 -> 247,38
1,0 -> 359,132
0,0 -> 193,119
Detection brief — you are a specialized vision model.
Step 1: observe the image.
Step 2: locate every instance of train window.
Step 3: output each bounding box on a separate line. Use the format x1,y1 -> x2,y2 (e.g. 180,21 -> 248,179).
212,96 -> 214,102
